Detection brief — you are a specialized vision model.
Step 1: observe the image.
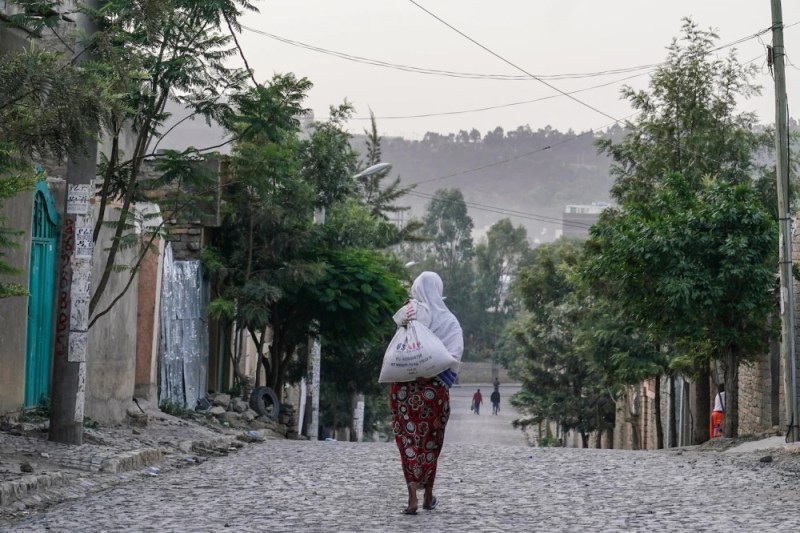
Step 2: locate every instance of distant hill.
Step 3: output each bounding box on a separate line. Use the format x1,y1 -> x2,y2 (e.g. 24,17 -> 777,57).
157,105 -> 794,244
351,124 -> 623,243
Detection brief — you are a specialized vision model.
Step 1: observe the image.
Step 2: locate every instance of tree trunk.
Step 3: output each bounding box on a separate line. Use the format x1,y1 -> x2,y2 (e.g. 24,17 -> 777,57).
594,407 -> 602,448
693,364 -> 710,444
654,376 -> 664,449
350,390 -> 359,442
724,347 -> 740,438
580,432 -> 589,448
669,375 -> 678,448
629,387 -> 641,450
606,427 -> 614,450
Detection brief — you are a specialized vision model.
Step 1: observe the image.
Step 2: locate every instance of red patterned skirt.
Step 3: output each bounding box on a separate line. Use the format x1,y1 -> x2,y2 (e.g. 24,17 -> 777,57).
389,378 -> 450,486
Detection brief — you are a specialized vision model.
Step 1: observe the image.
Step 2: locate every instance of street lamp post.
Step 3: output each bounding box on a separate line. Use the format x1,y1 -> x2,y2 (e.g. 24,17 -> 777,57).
303,162 -> 392,441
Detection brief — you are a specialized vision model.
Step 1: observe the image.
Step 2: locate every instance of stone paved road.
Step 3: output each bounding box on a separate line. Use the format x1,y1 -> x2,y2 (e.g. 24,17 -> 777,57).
5,388 -> 800,532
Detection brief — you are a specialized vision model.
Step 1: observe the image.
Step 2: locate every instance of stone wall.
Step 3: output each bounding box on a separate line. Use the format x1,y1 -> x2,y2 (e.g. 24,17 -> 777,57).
163,223 -> 208,261
738,345 -> 780,436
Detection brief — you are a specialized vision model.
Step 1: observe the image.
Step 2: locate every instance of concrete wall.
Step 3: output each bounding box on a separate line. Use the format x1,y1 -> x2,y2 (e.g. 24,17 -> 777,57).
0,190 -> 34,414
85,205 -> 139,424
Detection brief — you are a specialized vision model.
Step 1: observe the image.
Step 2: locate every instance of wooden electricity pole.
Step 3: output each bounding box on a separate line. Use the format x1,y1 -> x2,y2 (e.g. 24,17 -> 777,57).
770,0 -> 800,443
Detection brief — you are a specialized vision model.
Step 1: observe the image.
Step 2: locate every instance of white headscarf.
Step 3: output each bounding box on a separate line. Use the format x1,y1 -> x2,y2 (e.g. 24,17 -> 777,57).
411,271 -> 464,364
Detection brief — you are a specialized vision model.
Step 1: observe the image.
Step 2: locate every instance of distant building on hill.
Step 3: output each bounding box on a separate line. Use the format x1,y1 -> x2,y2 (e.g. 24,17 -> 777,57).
561,202 -> 610,238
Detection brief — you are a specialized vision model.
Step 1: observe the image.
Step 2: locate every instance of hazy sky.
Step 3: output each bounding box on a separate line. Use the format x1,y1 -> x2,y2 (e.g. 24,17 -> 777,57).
236,0 -> 800,140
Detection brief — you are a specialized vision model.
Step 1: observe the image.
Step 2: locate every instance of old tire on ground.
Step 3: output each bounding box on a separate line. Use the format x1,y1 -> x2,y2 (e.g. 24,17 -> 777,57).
249,386 -> 280,420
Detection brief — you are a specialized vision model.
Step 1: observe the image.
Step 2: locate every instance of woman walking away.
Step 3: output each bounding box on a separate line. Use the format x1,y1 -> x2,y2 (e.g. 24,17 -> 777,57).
389,271 -> 463,515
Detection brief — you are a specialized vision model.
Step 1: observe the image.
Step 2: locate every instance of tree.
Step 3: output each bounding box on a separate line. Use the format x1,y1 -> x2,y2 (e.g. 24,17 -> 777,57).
583,174 -> 777,438
505,238 -> 614,447
0,29 -> 106,298
207,79 -> 409,407
592,18 -> 779,440
0,168 -> 35,299
472,218 -> 529,361
598,18 -> 771,205
418,188 -> 476,353
204,73 -> 314,396
571,286 -> 664,449
73,0 -> 257,325
421,188 -> 474,286
354,112 -> 421,245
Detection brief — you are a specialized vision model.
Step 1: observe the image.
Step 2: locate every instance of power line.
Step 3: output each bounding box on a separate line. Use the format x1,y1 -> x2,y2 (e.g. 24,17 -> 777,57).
406,1 -> 793,124
406,50 -> 765,189
240,20 -> 786,86
397,187 -> 597,230
240,24 -> 659,82
241,19 -> 793,124
348,72 -> 649,121
407,0 -> 629,122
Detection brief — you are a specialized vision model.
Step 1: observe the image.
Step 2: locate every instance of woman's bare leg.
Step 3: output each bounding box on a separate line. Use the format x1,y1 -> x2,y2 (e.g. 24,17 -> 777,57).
405,482 -> 418,513
423,482 -> 434,509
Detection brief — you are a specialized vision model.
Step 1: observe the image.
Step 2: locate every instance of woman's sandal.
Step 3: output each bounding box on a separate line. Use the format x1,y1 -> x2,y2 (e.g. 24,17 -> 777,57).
423,496 -> 438,511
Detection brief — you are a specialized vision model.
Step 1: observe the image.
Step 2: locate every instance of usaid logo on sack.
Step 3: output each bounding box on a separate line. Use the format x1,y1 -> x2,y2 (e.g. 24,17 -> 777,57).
396,340 -> 421,351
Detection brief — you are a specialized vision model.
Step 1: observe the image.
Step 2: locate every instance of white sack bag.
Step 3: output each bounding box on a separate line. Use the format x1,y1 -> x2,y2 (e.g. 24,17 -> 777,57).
378,321 -> 458,383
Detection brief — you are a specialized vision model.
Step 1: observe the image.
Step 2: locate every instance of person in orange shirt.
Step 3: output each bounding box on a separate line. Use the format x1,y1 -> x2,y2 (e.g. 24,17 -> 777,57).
710,384 -> 725,438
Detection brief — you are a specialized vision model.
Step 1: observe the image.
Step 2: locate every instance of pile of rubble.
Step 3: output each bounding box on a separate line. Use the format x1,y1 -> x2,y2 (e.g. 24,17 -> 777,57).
191,393 -> 300,441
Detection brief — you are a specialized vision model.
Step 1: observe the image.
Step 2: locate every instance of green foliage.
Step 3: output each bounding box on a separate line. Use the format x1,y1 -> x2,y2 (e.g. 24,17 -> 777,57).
504,239 -> 615,442
537,435 -> 562,448
0,44 -> 105,159
301,103 -> 359,207
0,170 -> 34,298
160,400 -> 187,417
598,18 -> 771,205
584,174 -> 777,366
363,390 -> 393,440
207,76 -> 410,400
585,19 -> 782,438
310,248 -> 406,346
470,219 -> 530,361
416,188 -> 477,350
19,395 -> 51,421
358,112 -> 420,238
0,26 -> 106,300
78,0 -> 261,318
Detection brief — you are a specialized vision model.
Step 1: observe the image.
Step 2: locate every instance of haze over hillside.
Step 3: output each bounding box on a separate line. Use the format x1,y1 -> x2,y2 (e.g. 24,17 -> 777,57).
352,124 -> 623,243
155,101 -> 797,245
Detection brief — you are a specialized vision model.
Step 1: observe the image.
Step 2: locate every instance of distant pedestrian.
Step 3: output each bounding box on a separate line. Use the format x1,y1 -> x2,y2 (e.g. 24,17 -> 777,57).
493,377 -> 500,391
471,389 -> 483,415
389,271 -> 463,515
711,384 -> 725,438
490,389 -> 500,415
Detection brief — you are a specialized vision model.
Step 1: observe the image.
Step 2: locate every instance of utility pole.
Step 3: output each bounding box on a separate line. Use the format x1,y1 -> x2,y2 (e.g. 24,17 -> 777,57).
303,206 -> 325,441
49,3 -> 99,445
771,0 -> 800,443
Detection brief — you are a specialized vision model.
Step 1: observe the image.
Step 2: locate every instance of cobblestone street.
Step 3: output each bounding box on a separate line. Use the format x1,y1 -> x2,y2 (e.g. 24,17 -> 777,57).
4,386 -> 800,532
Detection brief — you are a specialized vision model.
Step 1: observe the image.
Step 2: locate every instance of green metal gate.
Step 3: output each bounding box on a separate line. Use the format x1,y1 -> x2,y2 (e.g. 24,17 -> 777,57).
24,181 -> 59,408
